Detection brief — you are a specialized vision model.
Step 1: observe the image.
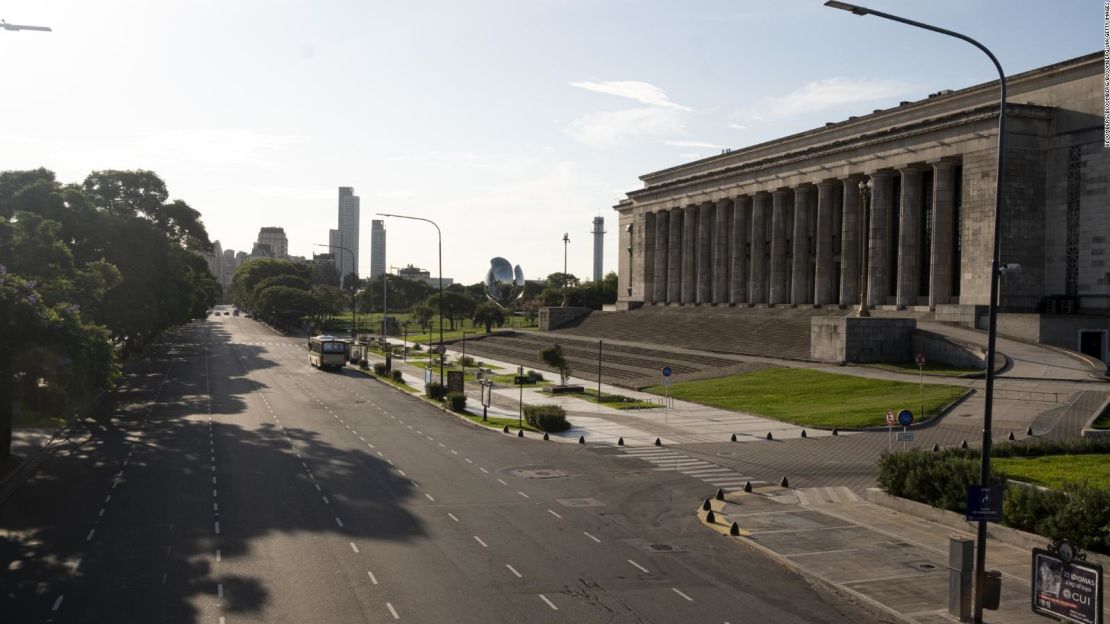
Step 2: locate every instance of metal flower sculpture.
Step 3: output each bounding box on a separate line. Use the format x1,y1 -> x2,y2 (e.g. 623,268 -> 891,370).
483,257 -> 525,308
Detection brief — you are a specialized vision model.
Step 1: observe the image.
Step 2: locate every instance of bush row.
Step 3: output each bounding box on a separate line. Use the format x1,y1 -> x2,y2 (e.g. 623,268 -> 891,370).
524,404 -> 570,432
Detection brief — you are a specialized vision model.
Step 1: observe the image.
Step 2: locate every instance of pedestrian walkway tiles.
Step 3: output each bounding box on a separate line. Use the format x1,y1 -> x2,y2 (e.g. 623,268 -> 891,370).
617,447 -> 769,491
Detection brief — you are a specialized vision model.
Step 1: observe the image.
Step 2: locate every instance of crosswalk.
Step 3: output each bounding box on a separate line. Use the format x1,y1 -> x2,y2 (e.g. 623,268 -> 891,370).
793,487 -> 861,506
617,447 -> 769,491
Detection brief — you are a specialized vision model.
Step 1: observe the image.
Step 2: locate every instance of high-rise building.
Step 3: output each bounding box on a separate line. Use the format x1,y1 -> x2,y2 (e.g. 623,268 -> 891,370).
202,240 -> 223,280
221,249 -> 236,288
592,217 -> 605,281
337,187 -> 360,281
257,227 -> 288,259
370,220 -> 386,277
329,228 -> 341,261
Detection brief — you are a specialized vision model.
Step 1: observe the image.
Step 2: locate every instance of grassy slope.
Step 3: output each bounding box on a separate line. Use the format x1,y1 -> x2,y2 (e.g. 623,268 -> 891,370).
996,454 -> 1110,490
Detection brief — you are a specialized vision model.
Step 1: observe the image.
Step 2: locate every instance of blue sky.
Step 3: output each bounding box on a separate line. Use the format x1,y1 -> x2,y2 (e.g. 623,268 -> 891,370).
0,0 -> 1100,284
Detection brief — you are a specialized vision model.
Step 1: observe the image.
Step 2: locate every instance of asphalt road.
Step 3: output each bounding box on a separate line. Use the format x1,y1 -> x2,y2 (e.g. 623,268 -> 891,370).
2,309 -> 881,623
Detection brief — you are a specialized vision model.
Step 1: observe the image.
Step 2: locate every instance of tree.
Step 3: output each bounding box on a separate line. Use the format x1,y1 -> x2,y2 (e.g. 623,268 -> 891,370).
472,303 -> 505,333
312,262 -> 340,287
539,344 -> 572,386
255,285 -> 314,328
412,304 -> 434,331
341,272 -> 361,293
545,272 -> 579,290
425,291 -> 476,331
311,284 -> 345,326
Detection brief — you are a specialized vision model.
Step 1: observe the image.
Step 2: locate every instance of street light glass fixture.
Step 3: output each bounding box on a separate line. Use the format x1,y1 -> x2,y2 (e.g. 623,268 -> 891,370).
825,4 -> 1007,622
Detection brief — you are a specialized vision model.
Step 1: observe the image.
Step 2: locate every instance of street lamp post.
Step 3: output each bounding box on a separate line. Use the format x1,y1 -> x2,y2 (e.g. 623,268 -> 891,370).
562,233 -> 570,307
857,179 -> 872,317
825,4 -> 1007,622
378,213 -> 445,386
315,243 -> 357,337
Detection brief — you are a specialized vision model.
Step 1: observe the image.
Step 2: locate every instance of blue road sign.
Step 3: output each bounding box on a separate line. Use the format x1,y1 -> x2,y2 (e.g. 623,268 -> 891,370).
897,409 -> 914,427
662,366 -> 672,377
966,485 -> 1003,522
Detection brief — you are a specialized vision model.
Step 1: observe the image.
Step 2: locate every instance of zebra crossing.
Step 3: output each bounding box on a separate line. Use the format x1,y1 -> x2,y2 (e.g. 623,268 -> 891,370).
792,486 -> 861,506
617,446 -> 768,491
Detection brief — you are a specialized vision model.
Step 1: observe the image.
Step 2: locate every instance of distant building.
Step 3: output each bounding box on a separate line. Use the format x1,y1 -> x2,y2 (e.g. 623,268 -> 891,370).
201,240 -> 223,280
592,217 -> 605,281
313,252 -> 336,266
251,242 -> 274,259
257,226 -> 289,259
221,249 -> 236,288
397,264 -> 453,288
370,219 -> 386,277
337,187 -> 360,281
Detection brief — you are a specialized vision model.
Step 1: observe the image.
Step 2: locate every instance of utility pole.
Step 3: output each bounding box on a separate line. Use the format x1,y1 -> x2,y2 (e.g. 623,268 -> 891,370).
562,233 -> 570,307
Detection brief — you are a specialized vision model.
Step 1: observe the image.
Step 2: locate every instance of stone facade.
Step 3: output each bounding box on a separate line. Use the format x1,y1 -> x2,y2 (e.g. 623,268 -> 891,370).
615,52 -> 1108,360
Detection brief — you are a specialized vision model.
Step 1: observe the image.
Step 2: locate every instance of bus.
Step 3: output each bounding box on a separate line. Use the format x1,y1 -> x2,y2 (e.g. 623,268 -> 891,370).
308,335 -> 349,371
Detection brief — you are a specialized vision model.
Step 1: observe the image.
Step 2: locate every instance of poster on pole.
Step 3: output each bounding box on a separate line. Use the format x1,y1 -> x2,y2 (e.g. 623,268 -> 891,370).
1031,547 -> 1102,624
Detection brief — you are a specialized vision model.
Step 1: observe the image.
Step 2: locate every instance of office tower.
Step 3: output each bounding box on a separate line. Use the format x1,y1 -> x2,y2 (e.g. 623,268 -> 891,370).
337,187 -> 360,281
370,220 -> 386,277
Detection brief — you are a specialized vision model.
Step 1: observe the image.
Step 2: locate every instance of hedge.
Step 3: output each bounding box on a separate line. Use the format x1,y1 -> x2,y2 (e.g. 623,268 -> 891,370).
523,404 -> 570,432
447,392 -> 467,412
373,362 -> 388,376
425,382 -> 445,400
390,369 -> 403,383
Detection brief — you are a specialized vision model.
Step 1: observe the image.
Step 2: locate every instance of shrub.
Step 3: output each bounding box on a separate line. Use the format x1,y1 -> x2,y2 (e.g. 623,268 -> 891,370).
526,369 -> 544,382
877,449 -> 1004,513
539,345 -> 571,385
373,363 -> 388,376
458,355 -> 477,368
524,404 -> 570,432
391,369 -> 403,383
358,359 -> 369,369
1005,482 -> 1110,554
447,391 -> 467,412
425,382 -> 445,400
411,343 -> 423,351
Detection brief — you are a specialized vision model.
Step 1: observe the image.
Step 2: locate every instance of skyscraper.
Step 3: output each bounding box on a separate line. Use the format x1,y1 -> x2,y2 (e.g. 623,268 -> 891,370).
370,220 -> 386,277
337,187 -> 360,281
592,216 -> 605,281
256,227 -> 288,259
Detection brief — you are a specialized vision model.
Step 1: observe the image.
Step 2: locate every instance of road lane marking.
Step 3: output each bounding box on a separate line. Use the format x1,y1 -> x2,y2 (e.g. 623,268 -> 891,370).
398,469 -> 407,477
628,560 -> 650,573
497,478 -> 507,485
425,493 -> 435,502
217,583 -> 224,597
104,495 -> 111,503
547,509 -> 562,519
465,458 -> 472,463
368,570 -> 378,584
411,481 -> 420,488
671,588 -> 694,602
98,507 -> 105,517
215,521 -> 221,535
86,529 -> 95,542
350,542 -> 360,553
473,536 -> 488,547
315,483 -> 322,491
539,594 -> 558,610
447,512 -> 459,522
386,602 -> 400,619
216,549 -> 221,562
335,517 -> 344,528
51,595 -> 64,611
322,496 -> 330,505
479,467 -> 488,473
517,491 -> 529,499
583,531 -> 601,543
505,564 -> 522,578
450,450 -> 458,455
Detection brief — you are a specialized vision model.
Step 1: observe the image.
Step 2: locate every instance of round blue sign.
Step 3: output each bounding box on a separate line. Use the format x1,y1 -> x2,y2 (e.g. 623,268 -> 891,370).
662,366 -> 672,377
897,409 -> 913,427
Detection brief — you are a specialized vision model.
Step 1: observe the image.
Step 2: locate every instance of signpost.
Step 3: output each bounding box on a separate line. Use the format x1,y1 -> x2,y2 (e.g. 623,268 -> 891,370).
916,353 -> 926,423
662,366 -> 672,420
480,379 -> 493,421
898,409 -> 914,451
886,409 -> 895,451
1032,544 -> 1103,624
965,485 -> 1003,523
513,365 -> 536,431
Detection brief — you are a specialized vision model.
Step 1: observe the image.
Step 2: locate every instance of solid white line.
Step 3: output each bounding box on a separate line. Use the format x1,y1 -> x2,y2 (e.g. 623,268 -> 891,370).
547,509 -> 562,519
447,512 -> 459,522
350,542 -> 360,553
671,587 -> 694,602
505,564 -> 522,578
86,529 -> 95,542
51,595 -> 64,611
386,602 -> 400,619
335,517 -> 344,528
473,536 -> 488,548
368,570 -> 378,584
583,531 -> 601,543
628,559 -> 650,573
425,493 -> 435,502
539,594 -> 558,610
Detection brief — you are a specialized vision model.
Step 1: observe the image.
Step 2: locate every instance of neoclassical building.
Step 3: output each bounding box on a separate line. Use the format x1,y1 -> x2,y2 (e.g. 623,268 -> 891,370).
615,52 -> 1108,361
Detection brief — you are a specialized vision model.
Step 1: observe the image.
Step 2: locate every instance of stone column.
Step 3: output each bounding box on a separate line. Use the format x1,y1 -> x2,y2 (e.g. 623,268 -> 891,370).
791,184 -> 815,305
928,161 -> 956,309
667,207 -> 683,303
769,189 -> 791,305
896,166 -> 924,308
713,198 -> 731,304
730,195 -> 750,303
814,181 -> 838,305
867,171 -> 895,307
696,201 -> 714,304
642,212 -> 655,303
839,178 -> 862,306
749,192 -> 770,303
653,210 -> 668,303
681,204 -> 697,304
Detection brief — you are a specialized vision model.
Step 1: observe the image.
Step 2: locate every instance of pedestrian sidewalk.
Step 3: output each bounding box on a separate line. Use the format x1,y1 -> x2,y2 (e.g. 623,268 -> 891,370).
700,486 -> 1109,624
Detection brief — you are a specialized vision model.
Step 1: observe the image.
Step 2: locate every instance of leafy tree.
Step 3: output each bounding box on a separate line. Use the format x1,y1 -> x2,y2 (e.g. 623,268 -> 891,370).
539,344 -> 572,386
230,259 -> 311,311
426,291 -> 477,331
311,284 -> 346,325
341,272 -> 361,293
545,272 -> 579,290
472,303 -> 505,333
254,285 -> 314,328
411,304 -> 434,331
312,261 -> 340,287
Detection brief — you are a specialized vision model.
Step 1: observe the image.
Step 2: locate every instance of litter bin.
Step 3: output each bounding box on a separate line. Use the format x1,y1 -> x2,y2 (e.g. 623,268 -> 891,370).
982,570 -> 1002,610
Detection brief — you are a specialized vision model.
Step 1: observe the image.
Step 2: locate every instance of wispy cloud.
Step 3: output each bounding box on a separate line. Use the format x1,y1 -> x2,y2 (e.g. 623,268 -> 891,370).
664,140 -> 724,149
735,78 -> 913,120
568,107 -> 686,149
570,80 -> 691,111
726,123 -> 747,130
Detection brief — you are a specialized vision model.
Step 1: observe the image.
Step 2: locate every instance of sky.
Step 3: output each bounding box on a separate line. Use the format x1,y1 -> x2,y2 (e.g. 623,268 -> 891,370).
0,0 -> 1101,284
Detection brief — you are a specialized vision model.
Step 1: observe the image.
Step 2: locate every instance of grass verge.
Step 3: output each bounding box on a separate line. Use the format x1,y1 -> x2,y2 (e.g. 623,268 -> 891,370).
354,367 -> 418,393
645,367 -> 966,428
457,409 -> 540,433
581,388 -> 658,410
996,454 -> 1110,490
860,362 -> 981,377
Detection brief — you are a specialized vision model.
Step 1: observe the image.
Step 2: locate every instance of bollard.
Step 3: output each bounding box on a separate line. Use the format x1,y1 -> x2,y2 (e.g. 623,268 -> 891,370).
730,433 -> 737,442
543,432 -> 549,441
832,427 -> 839,436
1007,431 -> 1015,441
766,432 -> 773,440
743,481 -> 753,493
503,424 -> 509,433
617,437 -> 624,446
730,522 -> 740,536
800,429 -> 807,439
705,509 -> 715,524
780,476 -> 789,488
948,537 -> 973,621
1026,425 -> 1034,436
702,498 -> 712,511
518,429 -> 524,438
715,488 -> 725,501
654,438 -> 662,447
578,435 -> 585,444
960,439 -> 969,449
982,570 -> 1002,610
932,443 -> 940,452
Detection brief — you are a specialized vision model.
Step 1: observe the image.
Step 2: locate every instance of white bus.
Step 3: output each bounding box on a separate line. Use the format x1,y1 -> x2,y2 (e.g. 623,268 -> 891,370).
308,335 -> 349,371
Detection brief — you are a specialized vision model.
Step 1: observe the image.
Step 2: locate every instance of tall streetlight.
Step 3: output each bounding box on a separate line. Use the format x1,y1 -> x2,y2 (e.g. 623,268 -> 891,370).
314,243 -> 357,337
825,4 -> 1007,622
378,213 -> 444,386
561,232 -> 571,307
1,18 -> 53,32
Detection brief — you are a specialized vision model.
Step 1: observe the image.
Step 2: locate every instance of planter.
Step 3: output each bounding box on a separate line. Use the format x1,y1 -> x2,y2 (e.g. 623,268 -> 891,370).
543,385 -> 584,395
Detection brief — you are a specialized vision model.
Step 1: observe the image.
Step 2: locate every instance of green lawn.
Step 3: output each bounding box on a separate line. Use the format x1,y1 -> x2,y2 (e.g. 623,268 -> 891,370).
354,368 -> 418,393
645,367 -> 967,428
861,362 -> 982,377
455,409 -> 541,433
996,454 -> 1110,490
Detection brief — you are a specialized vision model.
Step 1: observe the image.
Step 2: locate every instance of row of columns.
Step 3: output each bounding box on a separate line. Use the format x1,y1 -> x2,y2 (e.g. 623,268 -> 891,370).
641,160 -> 958,309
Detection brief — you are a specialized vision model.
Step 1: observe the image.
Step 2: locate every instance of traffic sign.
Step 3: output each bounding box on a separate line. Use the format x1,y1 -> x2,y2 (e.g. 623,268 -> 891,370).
662,366 -> 672,377
886,409 -> 895,426
898,409 -> 914,427
896,431 -> 915,442
965,485 -> 1003,522
915,353 -> 926,366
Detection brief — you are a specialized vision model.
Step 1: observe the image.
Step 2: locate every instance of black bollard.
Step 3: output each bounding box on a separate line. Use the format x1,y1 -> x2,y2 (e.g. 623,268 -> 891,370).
518,429 -> 524,438
1026,426 -> 1034,436
780,476 -> 789,488
503,424 -> 509,433
743,481 -> 753,493
960,439 -> 969,449
617,437 -> 624,446
578,435 -> 585,444
543,432 -> 550,441
730,521 -> 740,536
932,443 -> 940,452
706,509 -> 716,524
702,498 -> 712,511
715,488 -> 725,501
730,433 -> 737,442
654,438 -> 662,447
766,432 -> 773,440
1007,431 -> 1015,441
832,427 -> 839,436
801,429 -> 807,439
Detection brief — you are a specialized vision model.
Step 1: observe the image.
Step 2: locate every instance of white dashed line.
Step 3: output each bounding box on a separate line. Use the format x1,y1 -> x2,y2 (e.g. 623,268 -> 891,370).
497,478 -> 507,485
473,536 -> 488,548
583,532 -> 602,543
322,496 -> 330,504
335,517 -> 344,528
671,588 -> 694,602
517,491 -> 529,499
368,570 -> 378,584
539,594 -> 558,610
505,564 -> 522,578
386,602 -> 400,619
350,542 -> 360,554
51,595 -> 64,611
398,469 -> 406,477
425,493 -> 436,502
85,529 -> 95,542
547,509 -> 562,519
215,521 -> 221,535
479,467 -> 488,474
217,583 -> 224,598
628,559 -> 650,573
447,512 -> 459,522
